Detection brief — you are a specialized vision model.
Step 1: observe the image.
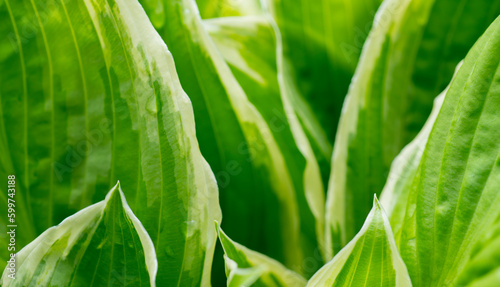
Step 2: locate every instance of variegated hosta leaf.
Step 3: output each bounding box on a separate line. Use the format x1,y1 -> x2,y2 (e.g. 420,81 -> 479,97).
204,15 -> 332,190
204,13 -> 327,253
0,0 -> 221,285
139,0 -> 325,276
325,0 -> 500,258
265,0 -> 383,142
202,1 -> 334,182
1,183 -> 157,287
307,197 -> 412,287
216,221 -> 307,287
398,16 -> 500,286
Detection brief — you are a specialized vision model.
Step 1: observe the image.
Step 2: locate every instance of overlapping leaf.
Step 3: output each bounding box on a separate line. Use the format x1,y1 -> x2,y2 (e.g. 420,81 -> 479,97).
206,14 -> 332,187
0,0 -> 221,285
397,15 -> 500,286
307,197 -> 412,287
1,183 -> 157,287
325,0 -> 500,258
216,221 -> 307,287
204,13 -> 327,246
380,87 -> 448,240
139,0 -> 325,277
380,62 -> 462,240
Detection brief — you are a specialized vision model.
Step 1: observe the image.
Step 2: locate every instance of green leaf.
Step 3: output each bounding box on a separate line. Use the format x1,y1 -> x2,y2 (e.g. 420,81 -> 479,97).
265,0 -> 383,142
0,0 -> 221,285
307,197 -> 412,287
397,16 -> 500,286
1,183 -> 157,286
325,0 -> 500,258
139,0 -> 325,276
216,221 -> 307,287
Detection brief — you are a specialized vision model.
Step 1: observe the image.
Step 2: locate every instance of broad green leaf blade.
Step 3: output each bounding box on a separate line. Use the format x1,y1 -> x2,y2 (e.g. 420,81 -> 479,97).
1,183 -> 157,286
325,0 -> 500,258
0,0 -> 221,285
265,0 -> 383,142
307,197 -> 412,287
216,221 -> 307,287
139,0 -> 325,276
398,16 -> 500,286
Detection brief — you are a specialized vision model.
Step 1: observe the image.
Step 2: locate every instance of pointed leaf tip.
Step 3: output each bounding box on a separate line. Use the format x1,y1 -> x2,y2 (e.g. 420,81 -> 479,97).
217,225 -> 307,287
1,185 -> 157,286
214,220 -> 220,231
373,194 -> 381,208
103,181 -> 126,210
307,192 -> 411,286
